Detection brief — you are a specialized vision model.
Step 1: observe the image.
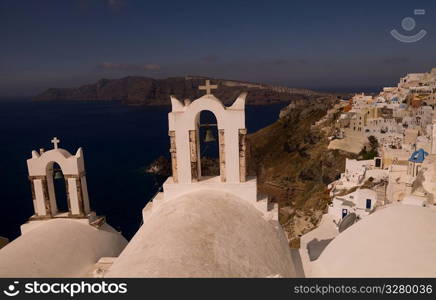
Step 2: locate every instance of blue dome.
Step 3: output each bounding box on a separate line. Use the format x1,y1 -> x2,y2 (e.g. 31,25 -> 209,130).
408,148 -> 428,163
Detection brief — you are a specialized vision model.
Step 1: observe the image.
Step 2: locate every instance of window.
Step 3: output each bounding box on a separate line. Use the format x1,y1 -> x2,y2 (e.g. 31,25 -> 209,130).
366,199 -> 372,209
375,158 -> 381,168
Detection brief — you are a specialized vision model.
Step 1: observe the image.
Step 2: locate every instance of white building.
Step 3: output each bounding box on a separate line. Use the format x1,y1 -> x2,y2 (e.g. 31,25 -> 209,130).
417,106 -> 434,132
398,73 -> 427,89
364,117 -> 402,138
330,158 -> 385,192
328,189 -> 377,224
351,93 -> 373,110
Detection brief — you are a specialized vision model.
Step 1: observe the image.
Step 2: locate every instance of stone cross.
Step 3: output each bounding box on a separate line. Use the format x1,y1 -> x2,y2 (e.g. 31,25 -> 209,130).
51,137 -> 60,149
199,80 -> 218,95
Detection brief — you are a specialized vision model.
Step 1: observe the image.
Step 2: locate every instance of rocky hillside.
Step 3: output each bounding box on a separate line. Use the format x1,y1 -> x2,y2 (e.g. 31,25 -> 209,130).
247,97 -> 356,247
34,76 -> 338,106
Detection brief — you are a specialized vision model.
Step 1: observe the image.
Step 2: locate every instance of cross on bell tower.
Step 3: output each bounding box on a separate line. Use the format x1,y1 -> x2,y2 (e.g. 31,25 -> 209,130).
199,80 -> 218,95
51,137 -> 60,149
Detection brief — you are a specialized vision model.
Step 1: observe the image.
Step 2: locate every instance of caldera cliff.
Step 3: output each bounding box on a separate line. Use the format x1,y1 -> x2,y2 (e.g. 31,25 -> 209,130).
34,76 -> 340,106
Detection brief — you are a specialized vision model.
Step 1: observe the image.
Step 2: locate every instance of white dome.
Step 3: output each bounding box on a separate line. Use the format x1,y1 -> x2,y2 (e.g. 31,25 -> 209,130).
0,219 -> 127,277
313,205 -> 436,277
106,190 -> 296,277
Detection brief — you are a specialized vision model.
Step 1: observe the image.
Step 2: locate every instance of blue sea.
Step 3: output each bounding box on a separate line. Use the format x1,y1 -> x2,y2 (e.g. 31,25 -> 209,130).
0,99 -> 285,241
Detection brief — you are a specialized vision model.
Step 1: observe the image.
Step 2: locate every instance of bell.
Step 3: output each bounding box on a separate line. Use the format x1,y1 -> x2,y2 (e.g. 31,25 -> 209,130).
204,128 -> 216,143
54,169 -> 64,180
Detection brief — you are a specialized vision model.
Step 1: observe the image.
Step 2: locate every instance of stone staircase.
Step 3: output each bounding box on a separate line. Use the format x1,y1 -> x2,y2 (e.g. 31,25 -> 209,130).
374,183 -> 387,206
254,194 -> 279,221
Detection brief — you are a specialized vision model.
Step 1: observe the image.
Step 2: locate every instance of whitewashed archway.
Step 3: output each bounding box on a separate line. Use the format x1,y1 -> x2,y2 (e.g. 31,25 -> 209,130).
168,92 -> 247,184
27,138 -> 91,219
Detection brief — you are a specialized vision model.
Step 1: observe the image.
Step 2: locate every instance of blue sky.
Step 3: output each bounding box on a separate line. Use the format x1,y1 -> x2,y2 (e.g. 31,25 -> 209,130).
1,0 -> 436,96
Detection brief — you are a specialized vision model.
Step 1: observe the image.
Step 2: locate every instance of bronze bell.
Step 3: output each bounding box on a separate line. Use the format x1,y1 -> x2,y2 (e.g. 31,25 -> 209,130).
54,169 -> 64,180
204,128 -> 216,143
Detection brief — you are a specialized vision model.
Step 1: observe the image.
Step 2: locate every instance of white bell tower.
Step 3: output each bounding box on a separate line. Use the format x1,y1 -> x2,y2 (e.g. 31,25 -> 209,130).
144,81 -> 277,221
24,138 -> 104,233
168,80 -> 247,184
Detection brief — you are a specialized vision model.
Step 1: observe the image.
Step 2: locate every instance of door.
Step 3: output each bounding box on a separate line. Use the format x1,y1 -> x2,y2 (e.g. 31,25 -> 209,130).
366,199 -> 372,209
342,209 -> 348,218
375,158 -> 381,168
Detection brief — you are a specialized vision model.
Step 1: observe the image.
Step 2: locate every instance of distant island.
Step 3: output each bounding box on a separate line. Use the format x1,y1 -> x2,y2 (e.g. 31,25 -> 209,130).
34,76 -> 344,106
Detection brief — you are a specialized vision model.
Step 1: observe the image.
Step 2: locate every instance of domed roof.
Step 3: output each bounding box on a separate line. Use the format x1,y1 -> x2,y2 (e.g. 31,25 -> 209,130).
106,190 -> 297,277
313,205 -> 436,277
0,219 -> 127,277
409,148 -> 428,163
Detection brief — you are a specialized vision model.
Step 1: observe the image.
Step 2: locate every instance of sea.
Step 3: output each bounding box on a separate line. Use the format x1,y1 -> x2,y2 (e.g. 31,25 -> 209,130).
0,99 -> 286,241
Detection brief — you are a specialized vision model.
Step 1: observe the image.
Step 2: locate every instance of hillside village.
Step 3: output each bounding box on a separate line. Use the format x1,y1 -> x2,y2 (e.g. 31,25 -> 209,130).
299,67 -> 436,275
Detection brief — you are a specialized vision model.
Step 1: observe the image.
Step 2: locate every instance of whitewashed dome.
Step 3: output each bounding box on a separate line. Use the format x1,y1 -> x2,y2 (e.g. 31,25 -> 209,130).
106,190 -> 297,277
0,219 -> 127,277
313,205 -> 436,277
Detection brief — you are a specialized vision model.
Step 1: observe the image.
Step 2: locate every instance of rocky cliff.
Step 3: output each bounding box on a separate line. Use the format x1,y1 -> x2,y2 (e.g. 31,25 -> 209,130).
247,97 -> 356,247
34,76 -> 337,106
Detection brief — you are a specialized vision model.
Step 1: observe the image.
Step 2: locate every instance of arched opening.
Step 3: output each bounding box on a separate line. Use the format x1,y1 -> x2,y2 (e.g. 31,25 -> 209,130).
197,110 -> 220,178
47,162 -> 69,214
